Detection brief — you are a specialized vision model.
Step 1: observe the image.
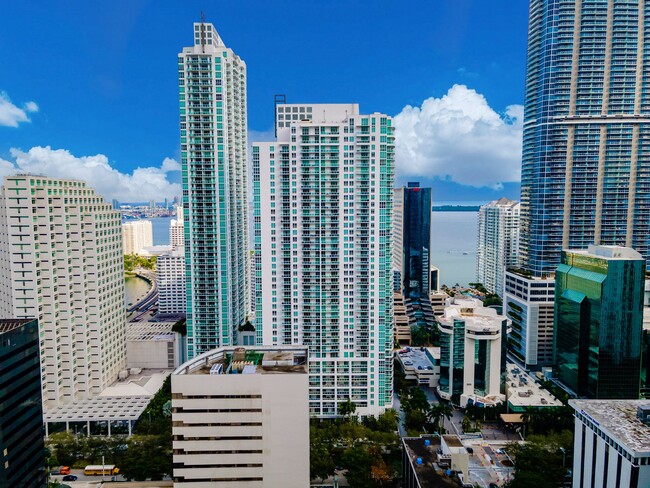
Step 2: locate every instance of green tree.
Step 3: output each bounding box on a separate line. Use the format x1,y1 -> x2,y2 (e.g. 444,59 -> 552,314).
310,442 -> 335,482
506,433 -> 572,488
46,432 -> 82,468
338,398 -> 357,419
120,434 -> 172,481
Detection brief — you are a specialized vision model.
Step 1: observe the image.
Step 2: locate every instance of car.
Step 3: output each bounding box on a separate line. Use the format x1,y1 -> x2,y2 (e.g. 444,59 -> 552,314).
62,475 -> 78,481
495,448 -> 505,454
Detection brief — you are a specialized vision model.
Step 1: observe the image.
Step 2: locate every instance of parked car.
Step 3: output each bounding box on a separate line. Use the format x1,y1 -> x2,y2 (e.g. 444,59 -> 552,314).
62,475 -> 78,481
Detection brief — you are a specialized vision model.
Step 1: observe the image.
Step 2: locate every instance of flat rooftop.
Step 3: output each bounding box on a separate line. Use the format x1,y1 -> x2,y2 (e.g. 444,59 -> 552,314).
570,400 -> 650,456
402,436 -> 459,488
126,322 -> 176,341
44,396 -> 150,422
506,363 -> 563,409
174,346 -> 308,376
397,347 -> 437,371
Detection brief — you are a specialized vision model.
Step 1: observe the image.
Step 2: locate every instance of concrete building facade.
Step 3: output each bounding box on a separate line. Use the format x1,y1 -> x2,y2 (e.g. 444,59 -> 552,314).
122,220 -> 153,255
179,21 -> 249,358
476,198 -> 520,296
570,399 -> 650,488
171,346 -> 309,488
437,297 -> 507,407
0,175 -> 126,407
253,104 -> 394,417
503,270 -> 555,369
158,249 -> 186,314
170,205 -> 184,249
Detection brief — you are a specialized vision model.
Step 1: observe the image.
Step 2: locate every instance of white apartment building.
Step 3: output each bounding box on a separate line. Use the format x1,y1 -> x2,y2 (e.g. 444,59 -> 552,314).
253,104 -> 394,417
170,204 -> 184,249
179,22 -> 249,358
437,297 -> 507,407
503,270 -> 555,369
122,219 -> 153,255
476,198 -> 520,296
157,249 -> 186,314
171,346 -> 309,488
570,400 -> 650,488
0,175 -> 126,407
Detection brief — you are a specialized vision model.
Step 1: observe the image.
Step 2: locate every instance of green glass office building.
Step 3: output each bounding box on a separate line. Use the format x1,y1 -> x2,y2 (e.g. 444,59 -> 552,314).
555,245 -> 645,398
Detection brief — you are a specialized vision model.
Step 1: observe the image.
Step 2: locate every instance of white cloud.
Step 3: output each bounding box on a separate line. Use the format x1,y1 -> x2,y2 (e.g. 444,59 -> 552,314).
394,84 -> 523,189
0,146 -> 181,202
0,92 -> 39,127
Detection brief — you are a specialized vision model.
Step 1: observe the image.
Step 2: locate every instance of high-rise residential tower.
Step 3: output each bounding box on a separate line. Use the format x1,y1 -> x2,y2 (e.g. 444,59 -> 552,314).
179,21 -> 248,358
122,219 -> 153,255
555,245 -> 645,399
394,182 -> 432,299
0,176 -> 126,407
253,104 -> 394,417
476,198 -> 520,296
520,0 -> 650,276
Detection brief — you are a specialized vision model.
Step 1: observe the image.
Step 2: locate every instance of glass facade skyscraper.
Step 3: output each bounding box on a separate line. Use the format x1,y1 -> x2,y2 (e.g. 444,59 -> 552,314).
396,182 -> 432,300
253,104 -> 394,417
555,245 -> 645,398
520,0 -> 650,276
0,319 -> 46,487
179,22 -> 249,358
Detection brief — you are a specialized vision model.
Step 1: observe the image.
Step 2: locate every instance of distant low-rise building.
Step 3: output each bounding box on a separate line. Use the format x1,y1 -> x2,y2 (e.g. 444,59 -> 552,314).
397,347 -> 439,387
569,399 -> 650,488
394,292 -> 411,346
172,346 -> 309,487
505,363 -> 562,412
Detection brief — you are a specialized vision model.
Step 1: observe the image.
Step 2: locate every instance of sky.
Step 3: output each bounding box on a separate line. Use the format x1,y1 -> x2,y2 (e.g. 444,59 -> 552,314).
0,0 -> 530,202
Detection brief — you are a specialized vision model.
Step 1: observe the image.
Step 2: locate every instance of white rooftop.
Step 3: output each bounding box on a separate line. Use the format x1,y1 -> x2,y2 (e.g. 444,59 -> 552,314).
567,245 -> 644,261
44,396 -> 151,422
570,399 -> 650,456
397,347 -> 437,371
506,363 -> 562,409
126,322 -> 176,342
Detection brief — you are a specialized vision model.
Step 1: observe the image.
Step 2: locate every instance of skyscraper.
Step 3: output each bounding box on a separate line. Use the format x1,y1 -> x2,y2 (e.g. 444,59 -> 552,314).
476,198 -> 520,295
520,0 -> 650,276
0,319 -> 46,487
555,245 -> 645,399
179,21 -> 248,357
122,219 -> 153,255
394,182 -> 432,299
253,104 -> 394,417
0,175 -> 126,406
157,249 -> 186,314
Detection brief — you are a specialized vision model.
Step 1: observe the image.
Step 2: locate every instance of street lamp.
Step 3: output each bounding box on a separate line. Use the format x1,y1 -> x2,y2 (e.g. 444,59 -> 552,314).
559,447 -> 566,468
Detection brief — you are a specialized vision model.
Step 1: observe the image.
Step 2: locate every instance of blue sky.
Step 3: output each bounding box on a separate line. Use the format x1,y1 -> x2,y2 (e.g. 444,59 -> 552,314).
0,0 -> 529,202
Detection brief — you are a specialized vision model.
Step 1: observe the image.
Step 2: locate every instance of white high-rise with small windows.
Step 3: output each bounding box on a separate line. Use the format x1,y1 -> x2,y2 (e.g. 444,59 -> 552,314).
0,175 -> 126,407
122,219 -> 153,255
157,249 -> 186,314
476,198 -> 520,296
170,204 -> 184,249
253,103 -> 395,417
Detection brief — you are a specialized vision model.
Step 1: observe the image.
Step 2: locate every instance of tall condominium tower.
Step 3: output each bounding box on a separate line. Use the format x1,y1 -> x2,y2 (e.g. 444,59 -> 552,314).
179,21 -> 248,358
476,198 -> 520,296
0,176 -> 126,407
253,104 -> 394,417
555,245 -> 645,399
520,0 -> 650,276
394,182 -> 432,299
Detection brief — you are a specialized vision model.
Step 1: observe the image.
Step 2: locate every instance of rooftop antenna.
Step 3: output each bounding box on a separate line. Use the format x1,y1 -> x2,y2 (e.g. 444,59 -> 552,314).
200,11 -> 206,53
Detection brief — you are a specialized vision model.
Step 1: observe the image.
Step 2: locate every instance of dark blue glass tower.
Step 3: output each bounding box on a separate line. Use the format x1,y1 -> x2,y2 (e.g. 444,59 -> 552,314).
0,319 -> 46,487
401,182 -> 432,300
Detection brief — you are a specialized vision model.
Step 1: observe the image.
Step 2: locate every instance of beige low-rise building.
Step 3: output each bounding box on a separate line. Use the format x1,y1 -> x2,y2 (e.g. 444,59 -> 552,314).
394,292 -> 411,346
171,346 -> 309,488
